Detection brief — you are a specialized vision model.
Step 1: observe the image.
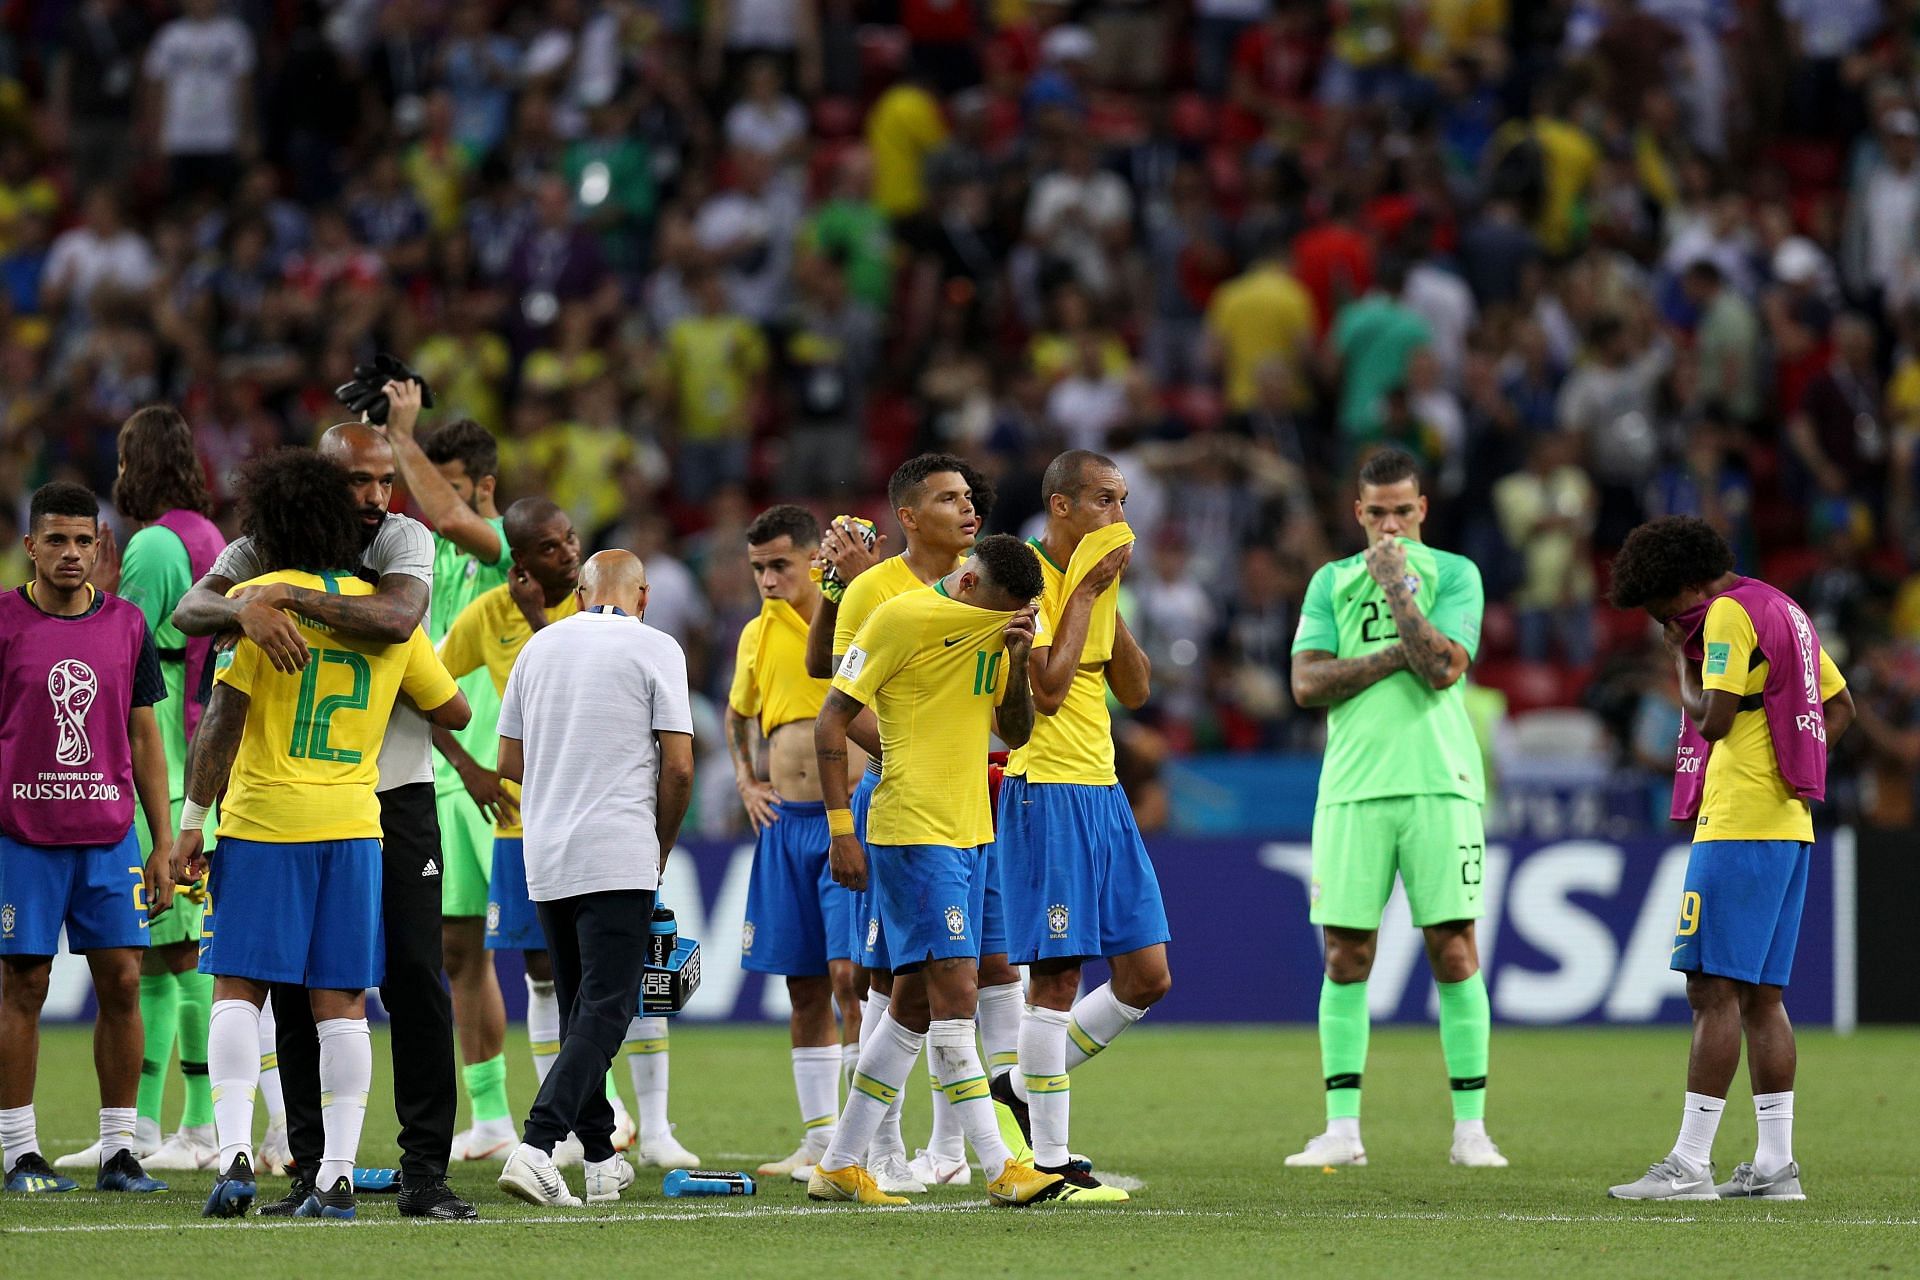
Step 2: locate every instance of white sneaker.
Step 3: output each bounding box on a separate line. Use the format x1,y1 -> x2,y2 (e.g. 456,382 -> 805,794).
611,1110 -> 637,1153
450,1120 -> 517,1162
636,1126 -> 700,1170
1608,1156 -> 1717,1200
868,1150 -> 928,1194
1285,1132 -> 1368,1168
145,1125 -> 220,1170
256,1123 -> 292,1175
498,1143 -> 582,1207
583,1154 -> 635,1203
1450,1132 -> 1510,1168
552,1133 -> 586,1168
908,1148 -> 971,1186
756,1139 -> 827,1178
56,1122 -> 162,1170
790,1163 -> 817,1184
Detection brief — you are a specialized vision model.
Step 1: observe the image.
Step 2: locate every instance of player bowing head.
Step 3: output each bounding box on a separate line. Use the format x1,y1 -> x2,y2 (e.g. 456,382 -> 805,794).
747,506 -> 822,604
237,449 -> 366,574
1605,515 -> 1737,623
952,534 -> 1044,612
504,498 -> 582,600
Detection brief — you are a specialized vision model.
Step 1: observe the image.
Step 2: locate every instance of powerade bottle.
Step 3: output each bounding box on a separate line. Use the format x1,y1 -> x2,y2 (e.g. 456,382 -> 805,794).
662,1170 -> 756,1196
649,903 -> 677,968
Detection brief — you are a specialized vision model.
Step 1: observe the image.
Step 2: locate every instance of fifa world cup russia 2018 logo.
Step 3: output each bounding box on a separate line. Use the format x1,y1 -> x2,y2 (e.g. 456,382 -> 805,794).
48,659 -> 98,766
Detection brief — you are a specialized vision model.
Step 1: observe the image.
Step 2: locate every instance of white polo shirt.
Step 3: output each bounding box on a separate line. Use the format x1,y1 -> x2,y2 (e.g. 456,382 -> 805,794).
497,607 -> 693,901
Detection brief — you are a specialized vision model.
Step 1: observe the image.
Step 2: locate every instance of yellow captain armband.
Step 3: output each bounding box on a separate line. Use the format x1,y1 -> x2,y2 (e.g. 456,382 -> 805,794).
827,808 -> 855,838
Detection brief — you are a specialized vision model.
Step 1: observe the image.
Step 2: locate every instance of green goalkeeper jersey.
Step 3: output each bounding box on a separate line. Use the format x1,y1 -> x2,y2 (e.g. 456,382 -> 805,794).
430,516 -> 511,788
1292,539 -> 1486,807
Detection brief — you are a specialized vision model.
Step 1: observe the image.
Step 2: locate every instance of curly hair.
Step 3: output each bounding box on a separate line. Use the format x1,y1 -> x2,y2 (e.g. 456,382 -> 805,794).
237,448 -> 364,574
1606,516 -> 1735,610
113,406 -> 213,521
973,532 -> 1044,603
422,417 -> 499,483
29,481 -> 98,531
746,503 -> 821,549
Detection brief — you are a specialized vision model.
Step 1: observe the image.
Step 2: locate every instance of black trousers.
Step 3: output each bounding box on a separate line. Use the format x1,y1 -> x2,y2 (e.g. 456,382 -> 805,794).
524,889 -> 654,1162
272,783 -> 456,1181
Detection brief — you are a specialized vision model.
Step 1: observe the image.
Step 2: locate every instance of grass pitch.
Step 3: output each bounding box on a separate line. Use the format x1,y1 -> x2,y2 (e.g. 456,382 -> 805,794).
1,1024 -> 1914,1278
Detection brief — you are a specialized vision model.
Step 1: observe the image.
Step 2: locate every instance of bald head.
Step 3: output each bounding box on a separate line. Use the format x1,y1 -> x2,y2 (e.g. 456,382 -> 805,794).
580,549 -> 648,615
319,422 -> 398,535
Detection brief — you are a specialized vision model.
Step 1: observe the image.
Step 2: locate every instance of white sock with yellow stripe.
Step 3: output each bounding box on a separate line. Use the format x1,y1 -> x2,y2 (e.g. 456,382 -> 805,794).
929,1019 -> 1012,1174
255,998 -> 285,1129
977,980 -> 1023,1086
315,1018 -> 371,1190
1021,1005 -> 1073,1167
624,1016 -> 671,1145
859,990 -> 909,1161
822,1014 -> 923,1171
208,999 -> 261,1171
527,977 -> 560,1084
793,1046 -> 840,1152
1064,982 -> 1146,1071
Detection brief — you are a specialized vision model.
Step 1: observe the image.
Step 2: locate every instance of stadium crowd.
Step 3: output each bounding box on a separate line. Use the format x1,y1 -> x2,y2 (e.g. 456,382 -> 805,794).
2,0 -> 1920,828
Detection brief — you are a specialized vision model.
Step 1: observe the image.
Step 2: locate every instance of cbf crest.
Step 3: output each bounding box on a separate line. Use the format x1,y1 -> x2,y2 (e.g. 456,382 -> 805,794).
1047,904 -> 1070,940
741,920 -> 757,954
944,906 -> 967,938
486,902 -> 501,931
865,917 -> 879,950
0,903 -> 14,937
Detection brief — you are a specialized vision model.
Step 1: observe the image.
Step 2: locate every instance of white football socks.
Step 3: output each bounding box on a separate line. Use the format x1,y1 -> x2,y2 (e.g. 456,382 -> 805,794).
255,997 -> 286,1129
315,1018 -> 371,1191
624,1016 -> 671,1146
0,1104 -> 38,1169
526,977 -> 560,1085
1020,1005 -> 1072,1168
823,1012 -> 923,1171
929,1019 -> 1011,1175
793,1045 -> 840,1151
208,998 -> 262,1171
976,980 -> 1023,1086
860,989 -> 908,1161
1754,1091 -> 1794,1171
1063,983 -> 1147,1071
99,1107 -> 136,1164
1672,1092 -> 1725,1170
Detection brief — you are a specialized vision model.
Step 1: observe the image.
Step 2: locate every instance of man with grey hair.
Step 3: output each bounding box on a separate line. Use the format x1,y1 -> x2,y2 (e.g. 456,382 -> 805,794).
494,551 -> 696,1207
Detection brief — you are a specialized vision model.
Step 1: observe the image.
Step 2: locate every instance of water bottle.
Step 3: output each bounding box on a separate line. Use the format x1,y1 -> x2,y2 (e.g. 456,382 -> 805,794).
649,902 -> 677,968
662,1169 -> 755,1197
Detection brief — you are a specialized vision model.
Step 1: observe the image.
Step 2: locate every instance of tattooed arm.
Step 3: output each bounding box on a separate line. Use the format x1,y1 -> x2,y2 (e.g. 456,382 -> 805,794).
993,606 -> 1039,750
1291,646 -> 1410,708
1367,535 -> 1468,691
170,683 -> 249,883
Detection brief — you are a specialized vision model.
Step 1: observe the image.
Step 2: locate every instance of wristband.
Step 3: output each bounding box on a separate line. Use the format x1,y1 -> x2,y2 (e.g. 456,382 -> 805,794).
826,808 -> 854,837
180,800 -> 209,833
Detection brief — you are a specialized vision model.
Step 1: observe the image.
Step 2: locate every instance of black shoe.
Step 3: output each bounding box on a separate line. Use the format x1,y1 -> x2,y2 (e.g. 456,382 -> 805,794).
398,1176 -> 478,1220
258,1172 -> 315,1218
294,1174 -> 357,1220
989,1070 -> 1034,1149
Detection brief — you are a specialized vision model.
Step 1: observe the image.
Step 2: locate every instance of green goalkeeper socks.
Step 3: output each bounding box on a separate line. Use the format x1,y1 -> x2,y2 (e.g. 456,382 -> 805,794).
1438,972 -> 1490,1122
175,968 -> 215,1128
137,973 -> 178,1125
463,1054 -> 512,1125
1318,977 -> 1369,1122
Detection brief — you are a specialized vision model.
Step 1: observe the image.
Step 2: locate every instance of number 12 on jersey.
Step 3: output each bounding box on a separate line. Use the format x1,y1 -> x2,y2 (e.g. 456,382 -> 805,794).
289,648 -> 372,762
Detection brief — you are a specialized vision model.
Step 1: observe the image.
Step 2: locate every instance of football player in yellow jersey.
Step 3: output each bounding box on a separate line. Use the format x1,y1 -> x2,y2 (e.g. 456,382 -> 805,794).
725,506 -> 868,1183
996,451 -> 1167,1203
808,534 -> 1067,1208
168,449 -> 471,1220
807,454 -> 1028,1187
1605,517 -> 1853,1204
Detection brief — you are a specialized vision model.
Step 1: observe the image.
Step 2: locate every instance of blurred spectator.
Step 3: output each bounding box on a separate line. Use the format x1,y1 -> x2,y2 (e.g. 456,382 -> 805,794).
142,0 -> 256,198
1787,312 -> 1886,522
1026,132 -> 1133,303
1842,106 -> 1920,317
866,61 -> 947,222
1682,259 -> 1760,425
48,0 -> 149,194
654,269 -> 768,504
1205,230 -> 1316,415
1328,255 -> 1431,447
1494,430 -> 1597,666
772,250 -> 878,497
42,189 -> 157,333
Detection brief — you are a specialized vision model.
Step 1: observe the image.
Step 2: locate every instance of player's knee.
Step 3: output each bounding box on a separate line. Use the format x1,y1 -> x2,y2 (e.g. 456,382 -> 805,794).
787,975 -> 832,1016
2,961 -> 52,1011
978,955 -> 1021,988
92,964 -> 141,1015
1119,965 -> 1172,1009
1684,973 -> 1738,1013
1324,949 -> 1373,984
1028,966 -> 1079,1010
523,950 -> 552,982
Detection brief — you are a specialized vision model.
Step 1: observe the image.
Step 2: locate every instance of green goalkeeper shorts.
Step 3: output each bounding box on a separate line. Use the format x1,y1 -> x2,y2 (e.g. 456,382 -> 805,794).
1309,795 -> 1487,930
438,788 -> 495,918
138,796 -> 206,946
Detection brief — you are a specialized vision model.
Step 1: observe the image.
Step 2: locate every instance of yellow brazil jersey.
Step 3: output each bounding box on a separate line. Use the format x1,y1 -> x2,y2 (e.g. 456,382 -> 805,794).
1008,523 -> 1134,786
832,554 -> 950,662
729,597 -> 827,735
1697,595 -> 1845,843
214,572 -> 459,844
439,582 -> 582,836
834,585 -> 1017,849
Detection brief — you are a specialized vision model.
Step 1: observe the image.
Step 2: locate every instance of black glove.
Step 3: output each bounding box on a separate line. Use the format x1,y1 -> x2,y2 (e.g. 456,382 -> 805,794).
333,353 -> 434,426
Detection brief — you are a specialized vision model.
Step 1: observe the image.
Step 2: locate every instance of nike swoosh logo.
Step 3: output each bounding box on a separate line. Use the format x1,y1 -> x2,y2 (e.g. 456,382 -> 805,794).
943,637 -> 964,647
1672,944 -> 1688,954
1758,1103 -> 1782,1111
499,636 -> 517,645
